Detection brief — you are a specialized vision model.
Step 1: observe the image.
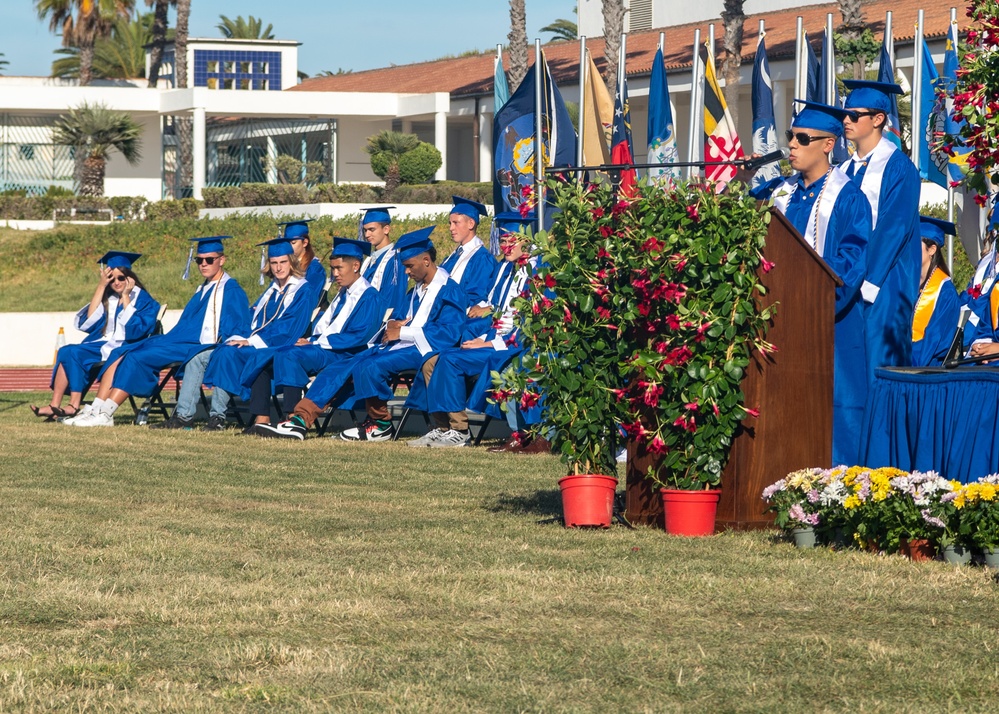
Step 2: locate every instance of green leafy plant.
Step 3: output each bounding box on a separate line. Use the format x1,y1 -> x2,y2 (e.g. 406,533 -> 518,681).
397,142 -> 442,185
495,177 -> 771,484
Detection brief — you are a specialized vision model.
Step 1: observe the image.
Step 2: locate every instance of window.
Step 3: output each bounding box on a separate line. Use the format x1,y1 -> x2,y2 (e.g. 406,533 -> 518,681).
239,79 -> 250,90
222,78 -> 233,90
19,145 -> 34,161
207,78 -> 218,90
256,62 -> 268,74
223,61 -> 234,73
255,79 -> 268,91
239,61 -> 251,73
206,60 -> 218,73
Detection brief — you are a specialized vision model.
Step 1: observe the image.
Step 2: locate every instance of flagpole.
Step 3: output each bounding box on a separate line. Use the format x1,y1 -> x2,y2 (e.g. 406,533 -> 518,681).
948,186 -> 955,272
659,31 -> 665,52
824,14 -> 835,104
794,17 -> 804,102
885,11 -> 894,68
687,28 -> 702,179
912,10 -> 924,166
534,39 -> 545,230
708,23 -> 715,65
577,36 -> 586,168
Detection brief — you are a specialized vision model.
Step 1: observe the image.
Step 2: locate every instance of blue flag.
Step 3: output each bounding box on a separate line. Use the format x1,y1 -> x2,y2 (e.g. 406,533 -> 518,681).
918,37 -> 948,188
943,23 -> 970,182
492,51 -> 577,219
878,43 -> 903,148
817,28 -> 849,165
806,35 -> 821,104
751,37 -> 780,190
494,52 -> 509,113
647,46 -> 678,181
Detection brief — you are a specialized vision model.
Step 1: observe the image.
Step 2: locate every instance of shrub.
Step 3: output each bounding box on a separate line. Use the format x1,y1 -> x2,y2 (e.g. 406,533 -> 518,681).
392,181 -> 491,205
308,183 -> 380,204
108,196 -> 149,220
398,142 -> 443,185
146,198 -> 203,221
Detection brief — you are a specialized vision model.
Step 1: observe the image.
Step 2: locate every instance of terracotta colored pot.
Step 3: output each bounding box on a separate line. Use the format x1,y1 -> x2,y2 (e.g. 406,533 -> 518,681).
558,474 -> 618,528
661,489 -> 721,536
899,537 -> 936,562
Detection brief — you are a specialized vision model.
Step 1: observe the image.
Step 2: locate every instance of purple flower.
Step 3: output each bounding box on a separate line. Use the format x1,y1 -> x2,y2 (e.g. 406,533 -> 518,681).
920,509 -> 946,530
806,489 -> 821,504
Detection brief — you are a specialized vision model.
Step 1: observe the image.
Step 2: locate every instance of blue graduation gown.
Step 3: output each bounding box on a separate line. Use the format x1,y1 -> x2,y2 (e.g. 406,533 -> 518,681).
202,278 -> 314,400
780,172 -> 871,466
303,257 -> 327,307
363,245 -> 409,318
53,289 -> 161,392
105,275 -> 250,397
439,239 -> 497,307
911,268 -> 961,367
845,146 -> 921,379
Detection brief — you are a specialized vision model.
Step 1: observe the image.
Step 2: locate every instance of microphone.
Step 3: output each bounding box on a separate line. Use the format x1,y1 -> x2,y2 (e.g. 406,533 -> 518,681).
742,148 -> 790,171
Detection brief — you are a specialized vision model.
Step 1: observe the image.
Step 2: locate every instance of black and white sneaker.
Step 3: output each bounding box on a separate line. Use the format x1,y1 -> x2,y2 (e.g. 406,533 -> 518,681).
339,418 -> 395,442
254,418 -> 307,440
427,429 -> 471,448
201,415 -> 228,432
149,414 -> 194,430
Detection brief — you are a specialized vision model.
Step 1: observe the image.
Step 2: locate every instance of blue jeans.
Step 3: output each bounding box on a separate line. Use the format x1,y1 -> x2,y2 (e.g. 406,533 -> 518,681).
174,349 -> 231,419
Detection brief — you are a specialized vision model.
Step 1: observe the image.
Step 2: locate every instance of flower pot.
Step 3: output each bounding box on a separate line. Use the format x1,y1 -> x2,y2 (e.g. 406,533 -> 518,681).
558,474 -> 618,528
898,537 -> 936,562
942,544 -> 972,565
791,527 -> 816,549
983,548 -> 999,569
661,489 -> 721,537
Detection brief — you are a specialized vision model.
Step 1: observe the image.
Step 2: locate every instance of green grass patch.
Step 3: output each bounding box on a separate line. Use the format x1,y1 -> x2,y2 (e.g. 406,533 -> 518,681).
0,391 -> 998,710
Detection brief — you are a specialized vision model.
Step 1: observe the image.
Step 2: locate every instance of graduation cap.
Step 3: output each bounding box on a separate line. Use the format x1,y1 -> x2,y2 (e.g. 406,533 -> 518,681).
182,235 -> 230,280
331,236 -> 372,262
361,206 -> 395,225
450,196 -> 488,225
489,211 -> 536,255
919,216 -> 957,247
791,100 -> 851,138
843,79 -> 904,114
395,226 -> 436,261
98,250 -> 141,271
277,219 -> 313,239
255,236 -> 296,285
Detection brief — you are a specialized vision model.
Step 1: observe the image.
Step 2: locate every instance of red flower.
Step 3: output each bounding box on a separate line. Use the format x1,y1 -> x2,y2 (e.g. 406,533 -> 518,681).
684,401 -> 699,412
531,301 -> 541,315
544,274 -> 557,289
599,225 -> 614,238
596,306 -> 612,320
597,247 -> 611,259
761,258 -> 776,273
520,391 -> 541,409
969,285 -> 983,299
642,236 -> 663,253
563,306 -> 573,323
490,388 -> 513,402
612,200 -> 630,216
649,434 -> 669,454
520,185 -> 533,198
518,202 -> 531,218
712,402 -> 720,417
642,382 -> 663,407
610,388 -> 627,402
664,315 -> 681,330
686,205 -> 699,222
591,206 -> 605,218
744,406 -> 760,418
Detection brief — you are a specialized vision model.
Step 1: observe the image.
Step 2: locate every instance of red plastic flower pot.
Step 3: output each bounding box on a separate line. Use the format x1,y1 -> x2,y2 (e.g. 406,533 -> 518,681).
558,474 -> 618,528
661,489 -> 721,536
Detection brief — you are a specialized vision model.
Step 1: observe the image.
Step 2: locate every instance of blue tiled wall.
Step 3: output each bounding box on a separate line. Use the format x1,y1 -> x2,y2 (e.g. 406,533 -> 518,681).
193,50 -> 282,90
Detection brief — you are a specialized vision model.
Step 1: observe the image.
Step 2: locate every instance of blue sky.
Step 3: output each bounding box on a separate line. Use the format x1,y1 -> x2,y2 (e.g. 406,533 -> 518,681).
1,0 -> 575,78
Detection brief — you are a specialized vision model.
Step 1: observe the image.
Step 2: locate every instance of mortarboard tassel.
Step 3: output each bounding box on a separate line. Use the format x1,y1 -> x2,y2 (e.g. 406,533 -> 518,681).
259,246 -> 266,286
488,221 -> 501,257
182,247 -> 193,280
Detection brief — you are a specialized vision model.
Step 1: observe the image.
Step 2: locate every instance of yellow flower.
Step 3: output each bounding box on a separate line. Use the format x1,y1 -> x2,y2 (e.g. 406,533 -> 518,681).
954,493 -> 967,509
844,494 -> 861,510
981,484 -> 997,502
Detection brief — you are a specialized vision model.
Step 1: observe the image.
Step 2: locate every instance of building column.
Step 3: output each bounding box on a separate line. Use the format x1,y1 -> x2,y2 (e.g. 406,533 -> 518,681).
192,106 -> 206,199
434,111 -> 447,181
266,135 -> 277,183
478,110 -> 492,183
773,80 -> 788,137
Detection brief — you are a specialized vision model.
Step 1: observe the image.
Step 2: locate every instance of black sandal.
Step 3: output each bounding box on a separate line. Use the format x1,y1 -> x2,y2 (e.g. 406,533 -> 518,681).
30,405 -> 62,421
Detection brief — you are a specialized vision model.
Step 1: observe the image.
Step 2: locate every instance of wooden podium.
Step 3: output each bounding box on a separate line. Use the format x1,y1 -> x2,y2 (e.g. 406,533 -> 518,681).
626,208 -> 841,529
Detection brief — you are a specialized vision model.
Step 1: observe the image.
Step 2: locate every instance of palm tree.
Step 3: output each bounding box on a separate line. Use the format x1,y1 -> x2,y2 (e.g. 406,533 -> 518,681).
174,0 -> 192,194
507,0 -> 528,93
720,0 -> 745,127
52,12 -> 163,79
35,0 -> 134,86
0,53 -> 8,74
601,0 -> 625,96
216,15 -> 274,40
145,0 -> 174,88
838,0 -> 867,79
53,103 -> 142,196
540,18 -> 577,43
365,131 -> 420,194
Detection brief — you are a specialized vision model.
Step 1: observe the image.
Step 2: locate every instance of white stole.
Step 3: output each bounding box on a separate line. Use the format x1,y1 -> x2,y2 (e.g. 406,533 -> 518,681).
842,135 -> 896,228
771,171 -> 849,258
199,273 -> 231,344
361,245 -> 397,290
448,237 -> 484,282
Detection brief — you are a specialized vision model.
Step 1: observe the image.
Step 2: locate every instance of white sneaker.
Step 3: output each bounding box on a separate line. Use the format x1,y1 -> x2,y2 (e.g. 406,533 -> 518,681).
254,420 -> 307,440
339,419 -> 395,442
428,429 -> 471,448
616,447 -> 628,464
71,410 -> 114,428
60,404 -> 93,425
407,428 -> 447,448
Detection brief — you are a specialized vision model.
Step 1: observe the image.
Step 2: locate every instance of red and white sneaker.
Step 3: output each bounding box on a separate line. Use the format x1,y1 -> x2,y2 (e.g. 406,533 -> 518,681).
339,418 -> 395,442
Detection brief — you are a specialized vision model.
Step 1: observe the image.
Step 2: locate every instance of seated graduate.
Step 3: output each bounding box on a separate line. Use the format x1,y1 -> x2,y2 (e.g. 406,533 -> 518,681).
911,217 -> 961,367
32,251 -> 160,420
411,211 -> 540,449
959,233 -> 999,338
441,196 -> 498,307
162,235 -> 314,432
246,237 -> 382,438
277,219 -> 326,306
66,236 -> 250,428
359,206 -> 409,316
753,100 -> 871,467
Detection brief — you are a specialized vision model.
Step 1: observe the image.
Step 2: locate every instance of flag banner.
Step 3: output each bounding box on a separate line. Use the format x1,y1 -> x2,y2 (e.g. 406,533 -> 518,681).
647,46 -> 679,182
492,51 -> 577,217
494,52 -> 510,112
806,34 -> 821,104
918,37 -> 948,188
943,23 -> 971,182
878,43 -> 903,148
611,75 -> 638,195
703,48 -> 745,189
581,50 -> 613,167
751,36 -> 780,190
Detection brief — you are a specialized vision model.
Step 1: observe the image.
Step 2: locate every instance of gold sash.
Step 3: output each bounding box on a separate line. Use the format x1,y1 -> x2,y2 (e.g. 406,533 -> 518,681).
912,268 -> 948,342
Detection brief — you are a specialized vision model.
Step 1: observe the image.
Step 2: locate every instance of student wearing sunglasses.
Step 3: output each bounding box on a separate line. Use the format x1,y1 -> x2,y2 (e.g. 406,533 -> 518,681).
752,100 -> 872,467
67,236 -> 250,427
31,251 -> 160,421
839,79 -> 922,381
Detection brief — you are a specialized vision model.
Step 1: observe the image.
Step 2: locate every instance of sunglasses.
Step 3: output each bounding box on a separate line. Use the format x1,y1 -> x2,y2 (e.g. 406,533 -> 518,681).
844,110 -> 883,122
111,275 -> 127,283
785,130 -> 830,146
194,257 -> 218,265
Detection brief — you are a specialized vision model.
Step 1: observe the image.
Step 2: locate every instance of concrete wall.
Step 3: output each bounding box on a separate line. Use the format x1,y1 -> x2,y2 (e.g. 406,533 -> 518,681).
104,113 -> 163,201
338,118 -> 391,182
198,202 -> 459,221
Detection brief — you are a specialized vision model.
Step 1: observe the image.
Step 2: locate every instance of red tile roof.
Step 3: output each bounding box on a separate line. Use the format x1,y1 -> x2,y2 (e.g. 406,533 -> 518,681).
289,1 -> 958,98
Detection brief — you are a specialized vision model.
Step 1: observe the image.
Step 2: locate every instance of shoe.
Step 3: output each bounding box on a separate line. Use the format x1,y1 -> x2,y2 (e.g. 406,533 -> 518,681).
407,428 -> 447,448
201,415 -> 228,432
518,436 -> 552,455
488,433 -> 527,453
242,422 -> 265,435
149,414 -> 194,430
70,410 -> 114,428
428,429 -> 471,448
615,446 -> 628,463
61,404 -> 93,425
254,419 -> 307,440
340,418 -> 395,442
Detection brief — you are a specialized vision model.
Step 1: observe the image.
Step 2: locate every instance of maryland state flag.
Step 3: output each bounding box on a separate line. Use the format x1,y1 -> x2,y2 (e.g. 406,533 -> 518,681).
703,49 -> 744,187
